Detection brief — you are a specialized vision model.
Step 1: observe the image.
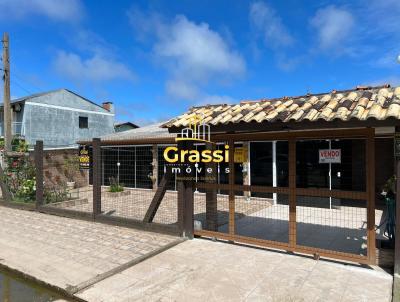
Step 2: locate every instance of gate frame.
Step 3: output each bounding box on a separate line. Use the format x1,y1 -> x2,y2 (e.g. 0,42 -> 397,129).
193,127 -> 376,265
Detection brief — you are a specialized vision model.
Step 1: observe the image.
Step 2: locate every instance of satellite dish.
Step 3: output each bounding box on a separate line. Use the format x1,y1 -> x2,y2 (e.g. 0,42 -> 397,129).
397,54 -> 400,64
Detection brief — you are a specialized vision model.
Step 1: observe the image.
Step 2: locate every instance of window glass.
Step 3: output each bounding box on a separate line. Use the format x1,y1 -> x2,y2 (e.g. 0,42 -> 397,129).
250,142 -> 273,187
296,140 -> 330,188
277,141 -> 289,187
296,139 -> 366,191
79,116 -> 88,129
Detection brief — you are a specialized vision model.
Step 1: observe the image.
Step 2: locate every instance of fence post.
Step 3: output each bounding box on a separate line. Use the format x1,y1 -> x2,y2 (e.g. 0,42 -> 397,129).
177,141 -> 194,238
35,140 -> 43,209
92,138 -> 102,218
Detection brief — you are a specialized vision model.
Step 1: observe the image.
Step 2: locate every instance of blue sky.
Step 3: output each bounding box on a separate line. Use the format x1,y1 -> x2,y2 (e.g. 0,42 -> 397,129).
0,0 -> 399,125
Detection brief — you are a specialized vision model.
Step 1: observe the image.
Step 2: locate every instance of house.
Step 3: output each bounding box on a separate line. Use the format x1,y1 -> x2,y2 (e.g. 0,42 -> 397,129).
79,84 -> 400,267
0,89 -> 115,148
114,122 -> 139,133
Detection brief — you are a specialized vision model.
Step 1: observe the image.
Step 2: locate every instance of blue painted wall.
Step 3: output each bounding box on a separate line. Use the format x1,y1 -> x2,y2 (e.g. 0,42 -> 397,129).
4,89 -> 115,148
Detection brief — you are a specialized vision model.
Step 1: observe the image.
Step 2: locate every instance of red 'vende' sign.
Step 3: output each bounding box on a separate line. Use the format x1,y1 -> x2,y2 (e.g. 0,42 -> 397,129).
319,149 -> 341,164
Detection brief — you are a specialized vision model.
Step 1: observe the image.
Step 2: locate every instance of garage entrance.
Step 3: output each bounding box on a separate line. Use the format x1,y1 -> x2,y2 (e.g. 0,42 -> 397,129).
193,128 -> 376,264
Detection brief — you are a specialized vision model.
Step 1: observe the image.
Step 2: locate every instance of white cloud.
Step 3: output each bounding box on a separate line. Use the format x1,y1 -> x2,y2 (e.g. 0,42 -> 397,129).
53,51 -> 134,83
129,9 -> 245,103
0,0 -> 84,22
310,6 -> 355,51
154,15 -> 245,82
249,1 -> 294,49
53,30 -> 134,83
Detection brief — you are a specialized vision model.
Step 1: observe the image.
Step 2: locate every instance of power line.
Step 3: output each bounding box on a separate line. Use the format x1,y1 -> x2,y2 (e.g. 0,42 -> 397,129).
12,69 -> 44,92
10,76 -> 33,95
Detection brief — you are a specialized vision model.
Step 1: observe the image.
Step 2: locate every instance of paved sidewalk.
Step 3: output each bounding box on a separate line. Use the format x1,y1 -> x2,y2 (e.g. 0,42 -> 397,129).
78,239 -> 393,302
0,207 -> 179,295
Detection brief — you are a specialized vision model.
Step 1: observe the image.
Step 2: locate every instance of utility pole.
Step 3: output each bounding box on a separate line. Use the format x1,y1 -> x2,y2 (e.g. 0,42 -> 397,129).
2,32 -> 11,152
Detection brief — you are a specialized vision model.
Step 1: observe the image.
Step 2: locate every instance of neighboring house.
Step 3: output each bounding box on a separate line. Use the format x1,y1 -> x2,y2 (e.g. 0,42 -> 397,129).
0,89 -> 115,148
114,122 -> 139,132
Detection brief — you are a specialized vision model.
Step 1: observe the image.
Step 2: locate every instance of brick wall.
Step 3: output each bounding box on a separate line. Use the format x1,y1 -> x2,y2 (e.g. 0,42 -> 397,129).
29,148 -> 89,189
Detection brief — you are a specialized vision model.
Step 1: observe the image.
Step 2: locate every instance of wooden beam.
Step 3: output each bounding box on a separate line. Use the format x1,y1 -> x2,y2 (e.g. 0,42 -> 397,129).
288,138 -> 296,249
395,127 -> 400,274
92,138 -> 102,216
77,137 -> 176,146
212,128 -> 372,142
366,128 -> 376,264
169,119 -> 400,135
228,139 -> 235,235
35,141 -> 43,208
143,169 -> 172,223
205,142 -> 218,231
2,32 -> 11,152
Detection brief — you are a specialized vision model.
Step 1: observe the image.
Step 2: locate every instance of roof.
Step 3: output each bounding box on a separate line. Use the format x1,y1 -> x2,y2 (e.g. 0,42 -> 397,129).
95,122 -> 176,143
4,89 -> 108,112
163,85 -> 400,128
114,122 -> 139,128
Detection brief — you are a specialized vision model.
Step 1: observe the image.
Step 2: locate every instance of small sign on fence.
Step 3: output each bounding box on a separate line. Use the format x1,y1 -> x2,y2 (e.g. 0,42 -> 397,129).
234,147 -> 248,163
79,145 -> 90,169
319,149 -> 341,164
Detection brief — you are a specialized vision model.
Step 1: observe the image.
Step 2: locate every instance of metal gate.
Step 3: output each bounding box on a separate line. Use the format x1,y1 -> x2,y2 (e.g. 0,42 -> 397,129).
193,128 -> 375,264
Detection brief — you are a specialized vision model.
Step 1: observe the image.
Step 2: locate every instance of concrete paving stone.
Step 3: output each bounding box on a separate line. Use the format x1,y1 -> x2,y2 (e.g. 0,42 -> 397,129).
0,206 -> 178,292
78,239 -> 394,302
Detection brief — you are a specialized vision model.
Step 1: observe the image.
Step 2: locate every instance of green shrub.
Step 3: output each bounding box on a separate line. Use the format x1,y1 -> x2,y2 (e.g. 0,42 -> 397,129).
109,177 -> 124,193
3,155 -> 36,203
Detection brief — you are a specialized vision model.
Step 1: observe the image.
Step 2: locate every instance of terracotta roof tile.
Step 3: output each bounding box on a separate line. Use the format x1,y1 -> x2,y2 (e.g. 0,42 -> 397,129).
163,85 -> 400,128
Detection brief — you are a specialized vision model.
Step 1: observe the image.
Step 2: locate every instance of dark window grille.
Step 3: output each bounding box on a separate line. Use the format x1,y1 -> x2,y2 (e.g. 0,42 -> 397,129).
79,116 -> 88,129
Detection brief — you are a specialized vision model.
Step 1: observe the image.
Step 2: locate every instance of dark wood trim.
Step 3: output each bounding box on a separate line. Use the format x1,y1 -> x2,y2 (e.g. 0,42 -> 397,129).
195,184 -> 366,200
177,181 -> 185,235
395,127 -> 400,274
194,230 -> 370,264
289,138 -> 296,249
95,214 -> 180,236
228,139 -> 235,235
38,206 -> 94,221
205,142 -> 218,231
78,138 -> 176,146
366,128 -> 376,264
34,141 -> 44,208
169,118 -> 400,135
184,181 -> 194,238
212,128 -> 371,142
143,169 -> 172,223
92,138 -> 102,216
296,188 -> 367,200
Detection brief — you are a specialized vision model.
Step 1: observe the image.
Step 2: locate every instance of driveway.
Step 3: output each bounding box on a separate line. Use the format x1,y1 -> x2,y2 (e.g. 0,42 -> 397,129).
78,239 -> 392,302
0,207 -> 180,295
